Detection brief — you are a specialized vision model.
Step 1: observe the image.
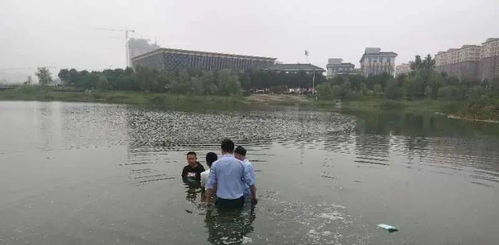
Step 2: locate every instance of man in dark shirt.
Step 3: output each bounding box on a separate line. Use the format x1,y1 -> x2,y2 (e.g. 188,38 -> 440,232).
181,151 -> 205,183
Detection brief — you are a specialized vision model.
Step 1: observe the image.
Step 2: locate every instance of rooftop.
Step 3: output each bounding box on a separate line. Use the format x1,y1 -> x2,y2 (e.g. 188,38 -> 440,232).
360,49 -> 397,62
485,38 -> 499,43
265,63 -> 325,72
132,48 -> 276,62
326,62 -> 355,68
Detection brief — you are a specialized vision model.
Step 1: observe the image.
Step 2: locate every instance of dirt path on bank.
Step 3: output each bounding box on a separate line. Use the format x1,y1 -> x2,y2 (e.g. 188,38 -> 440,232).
245,94 -> 311,105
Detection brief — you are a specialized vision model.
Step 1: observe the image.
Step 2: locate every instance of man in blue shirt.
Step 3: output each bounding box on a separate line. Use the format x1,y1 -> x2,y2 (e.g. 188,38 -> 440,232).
206,139 -> 257,209
234,146 -> 256,199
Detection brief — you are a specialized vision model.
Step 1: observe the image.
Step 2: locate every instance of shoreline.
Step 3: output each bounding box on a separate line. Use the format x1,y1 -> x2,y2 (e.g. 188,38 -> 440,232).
1,88 -> 498,122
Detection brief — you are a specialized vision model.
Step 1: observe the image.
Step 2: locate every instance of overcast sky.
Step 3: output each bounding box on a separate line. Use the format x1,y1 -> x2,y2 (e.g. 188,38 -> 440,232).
1,0 -> 498,82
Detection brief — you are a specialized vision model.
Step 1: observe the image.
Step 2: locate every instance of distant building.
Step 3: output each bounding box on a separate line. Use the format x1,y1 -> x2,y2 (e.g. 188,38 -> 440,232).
395,63 -> 412,76
128,38 -> 160,65
326,58 -> 356,79
478,38 -> 499,81
264,63 -> 325,74
435,45 -> 481,80
359,48 -> 397,77
131,48 -> 276,72
435,38 -> 499,81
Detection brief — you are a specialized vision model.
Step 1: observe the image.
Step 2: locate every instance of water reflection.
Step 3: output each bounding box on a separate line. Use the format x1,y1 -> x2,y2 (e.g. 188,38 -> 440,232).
184,179 -> 202,205
204,206 -> 255,245
2,102 -> 499,244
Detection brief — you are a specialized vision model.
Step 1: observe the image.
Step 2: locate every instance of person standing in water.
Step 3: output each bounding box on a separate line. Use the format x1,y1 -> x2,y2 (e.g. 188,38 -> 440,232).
181,152 -> 205,183
234,146 -> 256,202
206,139 -> 257,209
200,152 -> 218,190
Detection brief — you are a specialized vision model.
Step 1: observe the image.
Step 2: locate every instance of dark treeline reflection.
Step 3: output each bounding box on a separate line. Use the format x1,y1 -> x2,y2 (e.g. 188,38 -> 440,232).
351,110 -> 499,137
346,110 -> 499,176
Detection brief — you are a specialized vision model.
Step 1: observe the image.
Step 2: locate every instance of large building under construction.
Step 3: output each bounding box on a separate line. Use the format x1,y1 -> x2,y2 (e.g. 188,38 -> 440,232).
131,48 -> 276,71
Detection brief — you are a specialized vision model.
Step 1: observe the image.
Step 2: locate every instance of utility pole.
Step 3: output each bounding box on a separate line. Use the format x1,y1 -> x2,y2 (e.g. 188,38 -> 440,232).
305,50 -> 316,98
312,71 -> 316,98
96,27 -> 135,68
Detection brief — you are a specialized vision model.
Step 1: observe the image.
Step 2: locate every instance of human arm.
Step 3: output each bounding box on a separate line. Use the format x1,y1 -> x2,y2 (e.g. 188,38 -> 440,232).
243,164 -> 257,205
181,166 -> 187,178
205,164 -> 217,205
250,185 -> 257,205
200,171 -> 207,188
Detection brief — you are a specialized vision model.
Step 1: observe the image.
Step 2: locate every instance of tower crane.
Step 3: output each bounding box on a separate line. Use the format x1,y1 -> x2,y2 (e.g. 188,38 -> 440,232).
96,27 -> 135,68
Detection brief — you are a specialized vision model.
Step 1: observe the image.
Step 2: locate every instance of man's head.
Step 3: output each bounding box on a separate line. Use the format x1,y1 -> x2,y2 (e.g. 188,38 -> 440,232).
234,146 -> 247,161
221,138 -> 235,154
205,152 -> 218,168
186,152 -> 197,167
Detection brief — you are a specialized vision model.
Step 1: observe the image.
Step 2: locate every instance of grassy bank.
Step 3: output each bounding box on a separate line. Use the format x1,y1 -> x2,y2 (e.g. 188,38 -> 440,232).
1,86 -> 497,121
331,98 -> 498,122
0,86 -> 247,110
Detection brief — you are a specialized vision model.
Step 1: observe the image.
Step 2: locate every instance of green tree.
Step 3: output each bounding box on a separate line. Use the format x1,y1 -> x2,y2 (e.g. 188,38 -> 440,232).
491,77 -> 499,92
36,67 -> 53,86
96,75 -> 110,90
408,54 -> 436,98
216,69 -> 241,95
135,66 -> 162,92
384,79 -> 402,100
170,69 -> 192,93
316,82 -> 335,100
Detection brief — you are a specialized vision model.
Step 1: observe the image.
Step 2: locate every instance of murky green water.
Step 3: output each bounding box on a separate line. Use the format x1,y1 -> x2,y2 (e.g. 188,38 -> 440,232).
0,101 -> 498,244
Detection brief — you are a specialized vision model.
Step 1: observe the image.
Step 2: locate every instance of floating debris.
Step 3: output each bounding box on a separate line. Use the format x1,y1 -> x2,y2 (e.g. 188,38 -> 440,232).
377,224 -> 398,232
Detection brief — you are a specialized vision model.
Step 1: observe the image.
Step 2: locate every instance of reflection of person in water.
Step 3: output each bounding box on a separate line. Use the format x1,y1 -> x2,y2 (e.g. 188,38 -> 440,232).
204,205 -> 256,244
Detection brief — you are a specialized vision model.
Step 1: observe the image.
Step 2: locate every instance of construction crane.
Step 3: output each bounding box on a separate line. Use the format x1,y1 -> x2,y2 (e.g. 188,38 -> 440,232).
96,27 -> 135,68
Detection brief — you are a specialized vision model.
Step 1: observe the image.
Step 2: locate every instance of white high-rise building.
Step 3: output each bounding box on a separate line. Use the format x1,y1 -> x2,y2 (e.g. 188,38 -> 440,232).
359,48 -> 397,77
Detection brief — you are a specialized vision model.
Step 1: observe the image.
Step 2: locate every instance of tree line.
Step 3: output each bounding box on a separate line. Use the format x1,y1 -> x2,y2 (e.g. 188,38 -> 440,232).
317,54 -> 499,101
54,67 -> 324,95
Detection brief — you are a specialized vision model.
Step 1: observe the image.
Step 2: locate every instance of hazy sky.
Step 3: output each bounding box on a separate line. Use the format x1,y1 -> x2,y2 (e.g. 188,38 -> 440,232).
1,0 -> 498,82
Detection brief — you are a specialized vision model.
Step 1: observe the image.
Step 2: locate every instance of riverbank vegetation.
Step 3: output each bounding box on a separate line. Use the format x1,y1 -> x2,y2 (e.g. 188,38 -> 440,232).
55,67 -> 324,95
1,55 -> 498,120
316,55 -> 499,120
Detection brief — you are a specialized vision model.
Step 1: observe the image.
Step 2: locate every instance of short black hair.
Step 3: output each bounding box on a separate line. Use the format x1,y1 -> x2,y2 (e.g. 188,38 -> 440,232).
206,152 -> 218,167
186,151 -> 196,156
234,146 -> 246,156
221,138 -> 235,153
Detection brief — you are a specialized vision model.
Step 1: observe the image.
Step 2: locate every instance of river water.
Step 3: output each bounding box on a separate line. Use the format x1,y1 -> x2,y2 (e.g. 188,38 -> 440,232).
0,101 -> 498,244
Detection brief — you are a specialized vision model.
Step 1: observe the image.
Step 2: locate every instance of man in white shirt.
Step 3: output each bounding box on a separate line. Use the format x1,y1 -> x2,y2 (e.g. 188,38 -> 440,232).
200,152 -> 218,190
234,146 -> 256,200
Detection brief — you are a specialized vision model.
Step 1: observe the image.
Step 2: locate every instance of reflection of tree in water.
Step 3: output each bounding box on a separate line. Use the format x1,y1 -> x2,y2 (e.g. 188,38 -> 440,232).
354,133 -> 391,166
204,206 -> 255,245
403,136 -> 430,163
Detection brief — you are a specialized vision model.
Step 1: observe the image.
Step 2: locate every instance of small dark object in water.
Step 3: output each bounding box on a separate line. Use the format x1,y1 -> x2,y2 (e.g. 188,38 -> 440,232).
185,209 -> 193,213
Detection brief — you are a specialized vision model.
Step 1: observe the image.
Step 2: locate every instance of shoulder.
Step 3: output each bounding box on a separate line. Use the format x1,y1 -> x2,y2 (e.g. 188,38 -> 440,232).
196,162 -> 204,167
231,157 -> 243,165
212,158 -> 224,167
200,171 -> 208,178
242,159 -> 252,166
